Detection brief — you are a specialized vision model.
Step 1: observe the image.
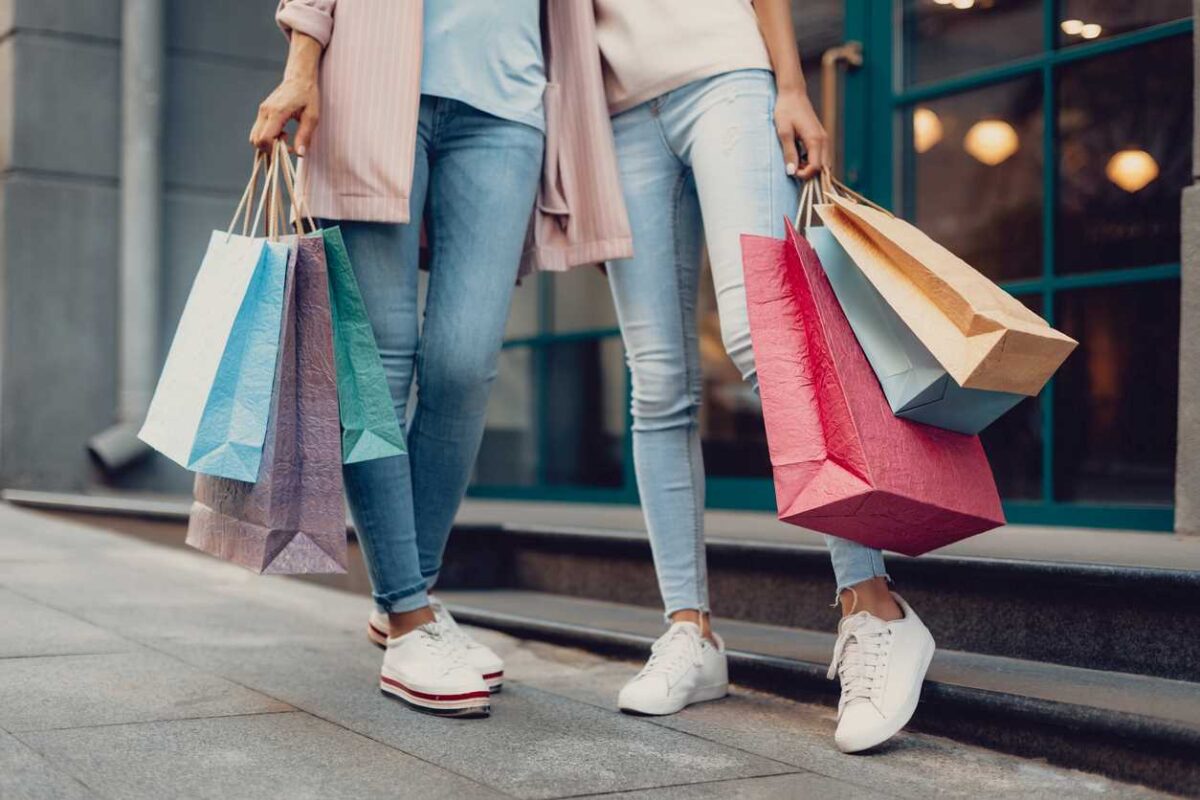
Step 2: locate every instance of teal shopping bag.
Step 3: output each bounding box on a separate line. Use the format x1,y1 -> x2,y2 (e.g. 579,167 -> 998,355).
799,180 -> 1022,435
321,227 -> 407,462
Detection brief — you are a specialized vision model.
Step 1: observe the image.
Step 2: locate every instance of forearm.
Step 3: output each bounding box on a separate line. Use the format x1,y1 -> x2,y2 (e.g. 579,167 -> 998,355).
754,0 -> 806,94
283,32 -> 322,82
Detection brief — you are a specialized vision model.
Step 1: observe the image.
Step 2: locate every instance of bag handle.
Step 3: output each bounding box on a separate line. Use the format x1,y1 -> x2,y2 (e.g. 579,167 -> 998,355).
794,167 -> 895,229
276,143 -> 317,234
226,151 -> 265,237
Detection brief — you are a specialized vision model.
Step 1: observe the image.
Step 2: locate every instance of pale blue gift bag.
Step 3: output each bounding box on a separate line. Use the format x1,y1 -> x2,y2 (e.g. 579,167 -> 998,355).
141,151 -> 291,481
799,180 -> 1022,435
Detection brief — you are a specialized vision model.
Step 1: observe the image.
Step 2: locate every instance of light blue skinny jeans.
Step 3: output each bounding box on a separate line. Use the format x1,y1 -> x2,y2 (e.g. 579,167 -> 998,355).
606,70 -> 888,616
336,96 -> 544,613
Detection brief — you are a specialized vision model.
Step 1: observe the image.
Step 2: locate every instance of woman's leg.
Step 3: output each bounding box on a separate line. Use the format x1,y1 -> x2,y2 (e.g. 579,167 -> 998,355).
337,101 -> 433,628
408,99 -> 545,587
606,101 -> 709,622
666,70 -> 895,618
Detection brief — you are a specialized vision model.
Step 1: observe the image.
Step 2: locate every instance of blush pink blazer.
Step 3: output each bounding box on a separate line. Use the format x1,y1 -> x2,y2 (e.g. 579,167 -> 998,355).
276,0 -> 633,273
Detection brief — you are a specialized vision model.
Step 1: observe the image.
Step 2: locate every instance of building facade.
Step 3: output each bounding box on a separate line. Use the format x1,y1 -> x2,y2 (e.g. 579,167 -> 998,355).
0,0 -> 1194,534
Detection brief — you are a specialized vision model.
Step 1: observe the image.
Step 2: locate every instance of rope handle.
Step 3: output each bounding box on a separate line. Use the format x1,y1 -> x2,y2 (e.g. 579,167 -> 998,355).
276,143 -> 317,234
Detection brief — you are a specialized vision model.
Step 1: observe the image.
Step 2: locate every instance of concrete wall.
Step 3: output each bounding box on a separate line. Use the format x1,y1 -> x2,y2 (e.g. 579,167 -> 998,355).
0,0 -> 282,493
1176,4 -> 1200,534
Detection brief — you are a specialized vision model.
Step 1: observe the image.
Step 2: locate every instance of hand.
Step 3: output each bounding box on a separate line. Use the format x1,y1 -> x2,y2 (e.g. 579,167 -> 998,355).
249,76 -> 319,155
774,89 -> 828,180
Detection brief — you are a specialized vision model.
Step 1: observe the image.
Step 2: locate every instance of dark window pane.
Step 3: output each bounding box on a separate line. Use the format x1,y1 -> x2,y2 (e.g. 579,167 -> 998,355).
1053,281 -> 1179,505
980,294 -> 1044,500
1059,0 -> 1190,46
903,0 -> 1043,87
1057,36 -> 1193,274
475,347 -> 537,487
905,76 -> 1044,282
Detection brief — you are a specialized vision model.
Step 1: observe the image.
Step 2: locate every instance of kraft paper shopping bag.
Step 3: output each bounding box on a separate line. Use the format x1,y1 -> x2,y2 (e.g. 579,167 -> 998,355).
798,180 -> 1023,434
741,221 -> 1004,556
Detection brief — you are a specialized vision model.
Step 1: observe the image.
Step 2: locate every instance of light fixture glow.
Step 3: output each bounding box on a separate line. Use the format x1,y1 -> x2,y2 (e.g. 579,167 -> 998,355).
963,120 -> 1019,166
913,108 -> 944,154
1080,22 -> 1102,39
1106,149 -> 1159,193
1060,19 -> 1085,35
933,0 -> 953,4
951,0 -> 975,8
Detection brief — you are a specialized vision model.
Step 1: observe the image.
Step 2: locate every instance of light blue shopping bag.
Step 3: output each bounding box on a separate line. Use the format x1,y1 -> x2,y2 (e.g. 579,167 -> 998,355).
800,181 -> 1022,435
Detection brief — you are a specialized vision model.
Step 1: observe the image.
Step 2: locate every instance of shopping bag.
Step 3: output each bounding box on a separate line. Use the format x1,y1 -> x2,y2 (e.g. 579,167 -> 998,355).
741,222 -> 1005,556
322,226 -> 407,462
187,235 -> 349,574
282,152 -> 406,463
139,153 -> 290,480
815,180 -> 1076,397
798,180 -> 1023,434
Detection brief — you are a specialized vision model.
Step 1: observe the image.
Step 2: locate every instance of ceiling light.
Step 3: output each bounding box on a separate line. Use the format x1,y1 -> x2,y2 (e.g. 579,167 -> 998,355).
1106,149 -> 1159,193
951,0 -> 975,8
964,120 -> 1019,166
1060,19 -> 1085,35
913,108 -> 944,154
1081,23 -> 1102,39
933,0 -> 953,4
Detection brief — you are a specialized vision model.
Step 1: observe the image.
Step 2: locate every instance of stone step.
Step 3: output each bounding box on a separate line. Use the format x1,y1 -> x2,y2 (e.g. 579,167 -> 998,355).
438,588 -> 1200,797
439,522 -> 1200,683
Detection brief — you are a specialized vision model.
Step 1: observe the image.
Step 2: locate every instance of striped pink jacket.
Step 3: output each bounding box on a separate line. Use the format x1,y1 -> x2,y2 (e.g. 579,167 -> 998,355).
276,0 -> 633,273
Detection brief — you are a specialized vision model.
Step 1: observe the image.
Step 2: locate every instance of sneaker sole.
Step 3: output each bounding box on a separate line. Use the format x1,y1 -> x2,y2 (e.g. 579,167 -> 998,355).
837,639 -> 935,754
379,672 -> 491,718
370,622 -> 504,693
619,682 -> 729,716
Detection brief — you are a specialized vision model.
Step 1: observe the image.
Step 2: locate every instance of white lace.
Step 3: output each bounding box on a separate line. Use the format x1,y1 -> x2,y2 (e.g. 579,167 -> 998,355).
428,597 -> 478,651
827,613 -> 893,709
413,621 -> 472,674
636,625 -> 705,685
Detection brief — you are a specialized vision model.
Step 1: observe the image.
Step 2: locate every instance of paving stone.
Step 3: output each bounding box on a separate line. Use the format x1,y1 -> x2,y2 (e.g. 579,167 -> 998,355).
0,730 -> 97,800
0,651 -> 292,732
571,773 -> 884,800
0,589 -> 130,658
168,641 -> 793,800
19,711 -> 504,800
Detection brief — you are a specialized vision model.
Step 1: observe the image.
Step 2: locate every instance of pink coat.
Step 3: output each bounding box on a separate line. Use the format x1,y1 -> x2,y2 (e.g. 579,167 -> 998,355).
276,0 -> 633,273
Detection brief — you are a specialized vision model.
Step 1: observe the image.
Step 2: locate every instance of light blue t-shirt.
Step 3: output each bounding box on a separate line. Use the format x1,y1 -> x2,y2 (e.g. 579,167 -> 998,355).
421,1 -> 546,132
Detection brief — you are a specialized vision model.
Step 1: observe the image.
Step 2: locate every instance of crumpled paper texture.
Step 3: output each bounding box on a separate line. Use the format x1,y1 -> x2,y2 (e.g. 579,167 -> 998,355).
741,224 -> 1004,556
322,226 -> 407,463
187,236 -> 349,574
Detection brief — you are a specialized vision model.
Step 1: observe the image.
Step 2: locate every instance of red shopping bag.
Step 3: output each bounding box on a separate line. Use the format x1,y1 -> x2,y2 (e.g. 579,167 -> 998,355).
741,223 -> 1004,556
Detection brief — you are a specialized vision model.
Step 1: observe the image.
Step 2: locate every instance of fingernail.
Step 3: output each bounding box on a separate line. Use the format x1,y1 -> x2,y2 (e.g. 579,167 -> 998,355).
297,145 -> 306,157
786,162 -> 797,176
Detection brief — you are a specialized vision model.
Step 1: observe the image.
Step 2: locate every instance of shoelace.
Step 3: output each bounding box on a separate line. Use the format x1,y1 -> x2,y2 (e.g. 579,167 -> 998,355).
826,614 -> 893,708
637,625 -> 704,684
429,599 -> 478,651
415,622 -> 472,675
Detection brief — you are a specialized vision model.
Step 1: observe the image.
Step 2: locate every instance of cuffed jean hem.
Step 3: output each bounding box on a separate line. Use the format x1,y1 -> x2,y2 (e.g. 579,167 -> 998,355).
422,569 -> 439,593
662,602 -> 711,624
374,584 -> 431,615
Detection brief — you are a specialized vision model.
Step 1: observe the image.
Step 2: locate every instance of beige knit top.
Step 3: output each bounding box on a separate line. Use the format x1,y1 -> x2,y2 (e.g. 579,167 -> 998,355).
594,0 -> 773,114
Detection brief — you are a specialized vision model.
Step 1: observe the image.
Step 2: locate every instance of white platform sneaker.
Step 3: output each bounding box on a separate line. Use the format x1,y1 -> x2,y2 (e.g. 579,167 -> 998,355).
368,597 -> 504,692
618,622 -> 728,716
827,593 -> 935,753
379,621 -> 491,717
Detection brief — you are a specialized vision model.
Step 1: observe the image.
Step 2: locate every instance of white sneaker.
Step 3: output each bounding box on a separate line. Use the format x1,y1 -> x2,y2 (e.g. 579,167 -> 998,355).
368,597 -> 505,692
618,622 -> 728,716
379,621 -> 491,717
827,593 -> 935,753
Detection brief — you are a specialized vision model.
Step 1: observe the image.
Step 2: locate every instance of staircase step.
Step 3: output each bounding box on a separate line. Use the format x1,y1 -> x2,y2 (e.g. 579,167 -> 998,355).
439,523 -> 1200,682
440,589 -> 1200,796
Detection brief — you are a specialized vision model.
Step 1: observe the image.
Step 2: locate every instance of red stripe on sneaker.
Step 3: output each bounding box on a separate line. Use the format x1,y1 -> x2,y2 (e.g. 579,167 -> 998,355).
369,622 -> 389,639
482,671 -> 503,680
379,674 -> 491,702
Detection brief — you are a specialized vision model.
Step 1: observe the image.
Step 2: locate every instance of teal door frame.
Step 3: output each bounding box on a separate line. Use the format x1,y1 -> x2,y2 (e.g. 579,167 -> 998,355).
472,1 -> 1186,532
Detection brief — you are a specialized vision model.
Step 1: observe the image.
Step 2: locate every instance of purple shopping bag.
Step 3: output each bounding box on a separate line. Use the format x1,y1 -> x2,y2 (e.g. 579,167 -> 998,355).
187,235 -> 348,574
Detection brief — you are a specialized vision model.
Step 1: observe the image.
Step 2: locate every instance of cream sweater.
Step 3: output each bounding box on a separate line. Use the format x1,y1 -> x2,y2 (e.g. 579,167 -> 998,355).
594,0 -> 773,114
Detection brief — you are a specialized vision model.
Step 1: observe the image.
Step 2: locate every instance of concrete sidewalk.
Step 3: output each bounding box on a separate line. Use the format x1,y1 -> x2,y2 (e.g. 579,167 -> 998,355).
0,504 -> 1171,799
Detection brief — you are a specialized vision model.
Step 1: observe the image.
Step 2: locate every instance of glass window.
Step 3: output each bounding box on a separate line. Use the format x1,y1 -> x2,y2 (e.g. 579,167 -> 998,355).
1052,281 -> 1180,505
905,75 -> 1044,282
475,347 -> 537,487
903,0 -> 1043,87
979,294 -> 1044,500
506,272 -> 542,339
542,337 -> 626,487
550,267 -> 618,333
1056,36 -> 1193,274
1058,0 -> 1190,46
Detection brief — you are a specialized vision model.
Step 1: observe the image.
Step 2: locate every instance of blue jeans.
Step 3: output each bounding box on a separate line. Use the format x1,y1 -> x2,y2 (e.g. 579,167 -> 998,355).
336,97 -> 544,613
606,70 -> 888,616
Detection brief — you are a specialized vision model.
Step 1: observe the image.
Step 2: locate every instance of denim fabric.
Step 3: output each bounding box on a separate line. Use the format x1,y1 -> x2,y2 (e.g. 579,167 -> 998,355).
335,96 -> 544,613
605,70 -> 888,614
